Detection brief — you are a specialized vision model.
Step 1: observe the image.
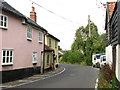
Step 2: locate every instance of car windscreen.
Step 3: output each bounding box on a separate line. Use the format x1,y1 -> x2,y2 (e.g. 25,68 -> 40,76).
96,55 -> 100,59
103,56 -> 106,61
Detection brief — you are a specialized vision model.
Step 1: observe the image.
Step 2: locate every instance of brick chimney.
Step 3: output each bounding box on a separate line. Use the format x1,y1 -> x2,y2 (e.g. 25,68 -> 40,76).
30,7 -> 37,22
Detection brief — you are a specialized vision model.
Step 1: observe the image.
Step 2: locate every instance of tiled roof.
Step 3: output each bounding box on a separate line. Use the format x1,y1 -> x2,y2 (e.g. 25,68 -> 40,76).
45,45 -> 54,52
0,1 -> 47,32
108,2 -> 116,18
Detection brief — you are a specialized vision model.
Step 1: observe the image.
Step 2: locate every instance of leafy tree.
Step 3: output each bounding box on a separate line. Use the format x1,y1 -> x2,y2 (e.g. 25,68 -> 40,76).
62,20 -> 106,66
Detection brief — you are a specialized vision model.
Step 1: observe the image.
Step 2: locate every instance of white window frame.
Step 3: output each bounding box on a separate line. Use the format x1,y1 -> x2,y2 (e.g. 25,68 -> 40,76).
39,31 -> 42,43
27,25 -> 32,40
33,52 -> 37,63
0,14 -> 8,29
2,49 -> 14,65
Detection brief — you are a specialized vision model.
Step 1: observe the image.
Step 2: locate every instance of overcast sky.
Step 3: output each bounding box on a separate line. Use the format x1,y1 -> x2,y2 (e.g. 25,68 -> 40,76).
4,0 -> 117,50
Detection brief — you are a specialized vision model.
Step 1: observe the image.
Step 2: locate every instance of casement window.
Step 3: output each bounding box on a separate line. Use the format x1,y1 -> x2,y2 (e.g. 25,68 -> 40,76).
39,31 -> 42,43
56,55 -> 57,63
49,37 -> 51,47
55,41 -> 57,48
27,25 -> 32,40
0,14 -> 8,29
47,54 -> 49,65
2,49 -> 13,65
33,52 -> 37,63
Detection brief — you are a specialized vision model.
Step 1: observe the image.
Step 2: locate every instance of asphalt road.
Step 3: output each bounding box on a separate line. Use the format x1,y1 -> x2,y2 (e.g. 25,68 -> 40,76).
9,64 -> 99,88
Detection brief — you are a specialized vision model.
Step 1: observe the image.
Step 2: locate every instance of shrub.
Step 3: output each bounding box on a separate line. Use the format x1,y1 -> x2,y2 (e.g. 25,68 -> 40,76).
98,64 -> 118,89
62,50 -> 84,64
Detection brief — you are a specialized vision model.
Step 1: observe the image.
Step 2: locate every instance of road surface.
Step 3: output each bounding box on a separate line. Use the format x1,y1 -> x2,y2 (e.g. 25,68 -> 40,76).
7,64 -> 99,88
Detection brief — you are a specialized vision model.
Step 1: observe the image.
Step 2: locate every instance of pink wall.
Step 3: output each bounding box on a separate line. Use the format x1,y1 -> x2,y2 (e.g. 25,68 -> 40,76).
0,11 -> 44,71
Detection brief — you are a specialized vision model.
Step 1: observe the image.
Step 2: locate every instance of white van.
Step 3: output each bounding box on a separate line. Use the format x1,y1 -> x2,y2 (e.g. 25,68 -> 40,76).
92,54 -> 102,68
100,55 -> 106,68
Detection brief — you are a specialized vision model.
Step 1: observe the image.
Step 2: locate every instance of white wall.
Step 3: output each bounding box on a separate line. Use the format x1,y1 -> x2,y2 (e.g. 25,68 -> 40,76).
116,44 -> 120,81
106,45 -> 113,66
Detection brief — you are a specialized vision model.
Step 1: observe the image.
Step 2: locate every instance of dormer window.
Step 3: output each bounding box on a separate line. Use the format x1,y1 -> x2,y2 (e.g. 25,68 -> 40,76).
0,14 -> 8,29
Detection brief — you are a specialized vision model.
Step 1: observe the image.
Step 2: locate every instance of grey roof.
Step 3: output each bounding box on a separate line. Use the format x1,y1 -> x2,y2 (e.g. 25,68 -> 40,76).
47,33 -> 60,42
0,1 -> 47,32
1,1 -> 25,18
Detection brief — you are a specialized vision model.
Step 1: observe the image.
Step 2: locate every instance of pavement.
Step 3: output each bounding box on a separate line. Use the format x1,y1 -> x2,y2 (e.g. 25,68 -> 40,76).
0,66 -> 65,89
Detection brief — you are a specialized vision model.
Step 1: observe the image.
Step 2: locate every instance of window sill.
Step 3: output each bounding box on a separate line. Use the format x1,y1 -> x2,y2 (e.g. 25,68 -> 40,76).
27,38 -> 32,41
33,62 -> 37,64
2,63 -> 13,66
38,41 -> 43,44
0,27 -> 8,30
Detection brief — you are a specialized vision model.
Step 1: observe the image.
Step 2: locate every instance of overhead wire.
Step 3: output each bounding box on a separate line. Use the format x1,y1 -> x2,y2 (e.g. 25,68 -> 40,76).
29,0 -> 81,25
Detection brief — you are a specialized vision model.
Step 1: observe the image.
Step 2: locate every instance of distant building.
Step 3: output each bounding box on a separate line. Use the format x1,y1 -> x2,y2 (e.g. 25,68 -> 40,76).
45,33 -> 60,69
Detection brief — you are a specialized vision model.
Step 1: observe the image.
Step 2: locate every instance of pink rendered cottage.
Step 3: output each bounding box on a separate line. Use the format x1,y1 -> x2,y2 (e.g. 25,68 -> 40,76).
0,0 -> 47,83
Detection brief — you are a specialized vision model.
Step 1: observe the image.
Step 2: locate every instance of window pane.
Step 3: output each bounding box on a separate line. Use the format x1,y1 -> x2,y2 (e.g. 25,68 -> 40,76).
47,55 -> 49,64
56,55 -> 57,63
1,21 -> 3,26
3,57 -> 5,63
3,50 -> 6,56
49,38 -> 51,47
4,22 -> 6,27
6,57 -> 9,63
1,16 -> 3,20
10,57 -> 12,62
4,17 -> 7,21
7,51 -> 9,56
33,52 -> 37,63
10,51 -> 12,56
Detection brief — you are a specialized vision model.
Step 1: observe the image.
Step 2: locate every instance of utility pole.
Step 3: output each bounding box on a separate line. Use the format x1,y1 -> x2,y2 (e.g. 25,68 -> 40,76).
88,15 -> 91,37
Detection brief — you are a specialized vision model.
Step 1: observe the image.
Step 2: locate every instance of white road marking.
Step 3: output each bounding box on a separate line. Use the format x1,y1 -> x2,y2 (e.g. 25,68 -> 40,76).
4,68 -> 66,89
95,78 -> 98,90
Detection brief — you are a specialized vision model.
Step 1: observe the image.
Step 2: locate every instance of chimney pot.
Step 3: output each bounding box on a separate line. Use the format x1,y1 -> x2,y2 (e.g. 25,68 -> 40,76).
32,7 -> 35,12
30,7 -> 37,22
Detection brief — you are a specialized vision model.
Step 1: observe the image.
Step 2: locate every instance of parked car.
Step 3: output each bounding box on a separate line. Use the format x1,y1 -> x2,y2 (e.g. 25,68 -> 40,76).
100,55 -> 106,68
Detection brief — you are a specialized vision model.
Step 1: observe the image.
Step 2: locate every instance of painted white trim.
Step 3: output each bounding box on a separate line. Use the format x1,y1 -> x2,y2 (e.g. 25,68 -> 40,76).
116,44 -> 120,81
1,49 -> 14,65
38,31 -> 43,43
0,14 -> 8,29
27,25 -> 32,41
33,52 -> 37,64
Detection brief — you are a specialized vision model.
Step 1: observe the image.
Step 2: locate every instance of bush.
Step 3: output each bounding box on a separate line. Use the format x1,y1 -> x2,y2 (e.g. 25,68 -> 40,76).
98,64 -> 118,89
62,50 -> 84,64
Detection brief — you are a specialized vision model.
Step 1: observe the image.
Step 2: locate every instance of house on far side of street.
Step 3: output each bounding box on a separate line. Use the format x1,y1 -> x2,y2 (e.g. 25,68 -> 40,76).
45,33 -> 60,70
0,0 -> 47,83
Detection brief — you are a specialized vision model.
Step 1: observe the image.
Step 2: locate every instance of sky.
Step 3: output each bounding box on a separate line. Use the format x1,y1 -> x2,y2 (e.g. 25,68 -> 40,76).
4,0 -> 117,50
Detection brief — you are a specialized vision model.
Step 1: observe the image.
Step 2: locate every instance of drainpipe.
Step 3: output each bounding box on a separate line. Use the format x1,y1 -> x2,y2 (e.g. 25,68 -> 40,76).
42,31 -> 47,73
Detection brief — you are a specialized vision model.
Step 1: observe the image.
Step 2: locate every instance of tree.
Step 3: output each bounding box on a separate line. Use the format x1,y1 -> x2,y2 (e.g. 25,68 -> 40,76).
62,20 -> 106,66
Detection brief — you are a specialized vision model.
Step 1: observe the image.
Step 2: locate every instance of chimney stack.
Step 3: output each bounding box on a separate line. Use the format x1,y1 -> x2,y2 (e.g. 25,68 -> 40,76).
30,7 -> 37,22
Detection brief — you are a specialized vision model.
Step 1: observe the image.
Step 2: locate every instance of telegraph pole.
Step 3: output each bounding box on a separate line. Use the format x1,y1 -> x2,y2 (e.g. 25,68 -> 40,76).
88,15 -> 91,37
